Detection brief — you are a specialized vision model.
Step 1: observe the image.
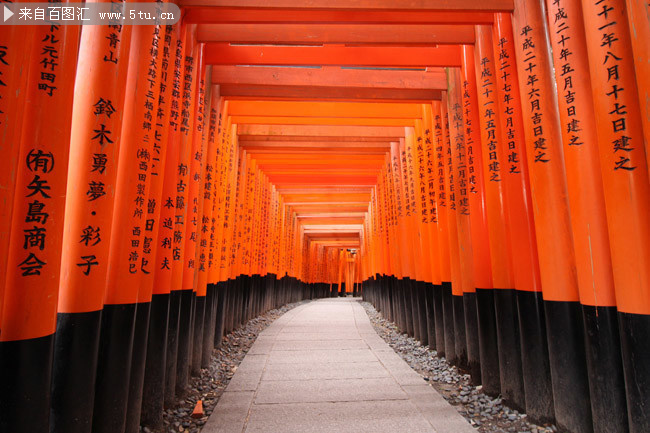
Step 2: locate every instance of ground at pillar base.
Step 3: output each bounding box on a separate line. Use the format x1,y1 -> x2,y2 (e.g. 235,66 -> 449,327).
140,300 -> 310,433
361,302 -> 559,433
202,298 -> 476,433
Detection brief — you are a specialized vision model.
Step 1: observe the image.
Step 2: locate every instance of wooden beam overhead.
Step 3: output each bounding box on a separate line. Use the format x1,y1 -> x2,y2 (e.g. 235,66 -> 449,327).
219,85 -> 442,101
183,8 -> 497,25
203,44 -> 463,67
212,66 -> 446,89
227,101 -> 421,118
181,1 -> 513,11
232,116 -> 416,126
197,24 -> 475,45
236,124 -> 405,139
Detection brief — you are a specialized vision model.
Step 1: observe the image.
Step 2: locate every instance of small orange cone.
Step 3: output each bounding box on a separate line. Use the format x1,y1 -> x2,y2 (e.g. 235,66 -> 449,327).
191,400 -> 204,418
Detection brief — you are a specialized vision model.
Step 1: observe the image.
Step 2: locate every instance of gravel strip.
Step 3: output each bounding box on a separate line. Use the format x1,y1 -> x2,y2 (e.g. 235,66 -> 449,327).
142,300 -> 310,433
360,300 -> 558,433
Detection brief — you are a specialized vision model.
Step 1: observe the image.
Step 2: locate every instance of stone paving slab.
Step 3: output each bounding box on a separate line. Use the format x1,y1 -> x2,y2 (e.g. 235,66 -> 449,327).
203,297 -> 475,433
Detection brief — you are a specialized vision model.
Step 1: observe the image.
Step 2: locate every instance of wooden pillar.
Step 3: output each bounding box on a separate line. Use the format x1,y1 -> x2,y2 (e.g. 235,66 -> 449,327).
512,1 -> 596,431
545,0 -> 628,431
493,13 -> 552,419
461,42 -> 501,396
52,6 -> 132,432
0,17 -> 79,433
92,22 -> 163,433
581,0 -> 650,430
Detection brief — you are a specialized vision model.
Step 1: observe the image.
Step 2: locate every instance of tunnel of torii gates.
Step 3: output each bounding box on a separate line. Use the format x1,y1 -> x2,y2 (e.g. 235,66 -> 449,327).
0,0 -> 649,433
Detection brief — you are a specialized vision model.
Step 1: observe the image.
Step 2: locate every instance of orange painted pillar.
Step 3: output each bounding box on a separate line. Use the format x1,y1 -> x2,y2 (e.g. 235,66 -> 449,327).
460,44 -> 500,391
441,94 -> 462,364
404,127 -> 427,343
421,105 -> 443,351
492,13 -> 551,420
415,115 -> 439,347
151,22 -> 186,410
195,88 -> 222,370
431,101 -> 452,357
460,48 -> 493,297
172,34 -> 201,397
51,6 -> 132,431
512,1 -> 593,430
391,141 -> 415,336
138,22 -> 182,430
0,24 -> 33,333
124,23 -> 171,433
92,22 -> 163,433
473,25 -> 517,401
0,15 -> 79,433
183,54 -> 208,377
447,69 -> 475,371
422,106 -> 442,289
545,0 -> 628,430
581,1 -> 650,430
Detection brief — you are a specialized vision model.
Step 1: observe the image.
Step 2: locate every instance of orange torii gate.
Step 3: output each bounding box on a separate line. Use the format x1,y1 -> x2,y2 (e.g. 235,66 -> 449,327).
0,2 -> 649,433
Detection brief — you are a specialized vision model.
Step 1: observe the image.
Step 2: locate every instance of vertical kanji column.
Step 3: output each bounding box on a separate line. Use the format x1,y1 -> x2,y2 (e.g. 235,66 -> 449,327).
52,4 -> 132,431
0,15 -> 79,433
545,0 -> 628,431
582,0 -> 650,431
493,14 -> 553,421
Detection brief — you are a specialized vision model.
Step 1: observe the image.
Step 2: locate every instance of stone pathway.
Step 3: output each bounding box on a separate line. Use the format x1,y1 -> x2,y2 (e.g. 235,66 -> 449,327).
203,297 -> 476,433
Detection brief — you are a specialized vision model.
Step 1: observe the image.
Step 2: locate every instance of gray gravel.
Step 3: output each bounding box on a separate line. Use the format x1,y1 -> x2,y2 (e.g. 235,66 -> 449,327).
359,300 -> 559,433
141,300 -> 309,433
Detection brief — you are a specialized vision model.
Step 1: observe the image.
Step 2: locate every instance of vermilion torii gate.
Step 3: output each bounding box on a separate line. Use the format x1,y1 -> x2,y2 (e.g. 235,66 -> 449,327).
0,1 -> 648,433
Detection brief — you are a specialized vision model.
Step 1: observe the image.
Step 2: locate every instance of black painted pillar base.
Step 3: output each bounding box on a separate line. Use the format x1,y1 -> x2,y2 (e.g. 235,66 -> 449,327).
441,282 -> 455,363
619,311 -> 650,433
175,290 -> 194,397
425,283 -> 436,351
50,310 -> 102,433
452,293 -> 467,369
141,294 -> 170,430
202,284 -> 217,367
403,278 -> 415,337
582,305 -> 628,433
543,300 -> 593,433
515,291 -> 553,423
125,302 -> 152,433
0,334 -> 54,433
191,295 -> 205,376
214,281 -> 226,347
92,303 -> 137,433
417,281 -> 429,347
493,290 -> 527,414
475,289 -> 500,397
164,290 -> 181,408
434,283 -> 445,357
410,279 -> 422,342
463,292 -> 480,385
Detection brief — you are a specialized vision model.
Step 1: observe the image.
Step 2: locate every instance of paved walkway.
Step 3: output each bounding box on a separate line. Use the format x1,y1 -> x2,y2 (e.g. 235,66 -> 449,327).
203,298 -> 475,433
